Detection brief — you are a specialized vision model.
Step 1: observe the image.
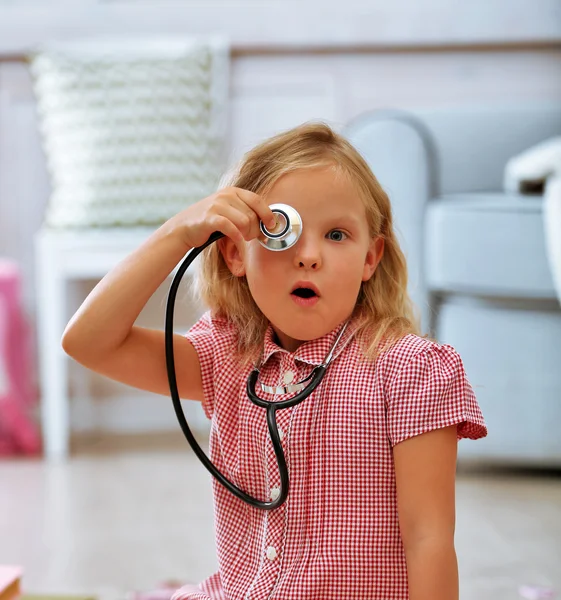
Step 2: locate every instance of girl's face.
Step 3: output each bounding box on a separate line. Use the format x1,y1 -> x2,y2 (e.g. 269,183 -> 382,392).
222,166 -> 384,352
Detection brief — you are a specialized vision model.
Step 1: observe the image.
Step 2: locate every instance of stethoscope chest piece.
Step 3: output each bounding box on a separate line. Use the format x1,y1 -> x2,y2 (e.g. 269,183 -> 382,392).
258,203 -> 302,251
166,201 -> 352,511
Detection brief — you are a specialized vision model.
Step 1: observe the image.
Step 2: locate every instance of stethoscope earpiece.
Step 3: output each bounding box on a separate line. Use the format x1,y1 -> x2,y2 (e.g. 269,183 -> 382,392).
258,203 -> 302,251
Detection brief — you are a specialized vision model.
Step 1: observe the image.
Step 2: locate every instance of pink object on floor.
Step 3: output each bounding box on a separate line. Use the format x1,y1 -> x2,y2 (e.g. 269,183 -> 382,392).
0,259 -> 41,455
519,585 -> 557,599
127,581 -> 187,600
0,564 -> 23,584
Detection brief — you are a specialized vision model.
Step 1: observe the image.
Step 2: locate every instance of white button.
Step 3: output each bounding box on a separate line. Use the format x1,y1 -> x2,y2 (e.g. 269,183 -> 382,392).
283,371 -> 295,384
271,486 -> 281,501
266,546 -> 277,561
278,427 -> 284,441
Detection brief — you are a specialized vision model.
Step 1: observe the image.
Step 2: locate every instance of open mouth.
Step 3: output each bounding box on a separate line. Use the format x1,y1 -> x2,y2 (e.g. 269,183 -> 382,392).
291,288 -> 318,299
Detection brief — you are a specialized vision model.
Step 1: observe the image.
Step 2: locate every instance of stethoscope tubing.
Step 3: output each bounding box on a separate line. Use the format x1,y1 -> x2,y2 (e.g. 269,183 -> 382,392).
165,230 -> 326,510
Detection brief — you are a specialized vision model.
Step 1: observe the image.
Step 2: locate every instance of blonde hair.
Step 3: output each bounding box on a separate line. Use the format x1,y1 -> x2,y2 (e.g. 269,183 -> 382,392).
193,122 -> 421,367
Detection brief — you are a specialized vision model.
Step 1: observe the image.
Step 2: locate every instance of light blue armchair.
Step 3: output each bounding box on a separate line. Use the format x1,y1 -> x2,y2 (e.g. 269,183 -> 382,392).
345,105 -> 561,466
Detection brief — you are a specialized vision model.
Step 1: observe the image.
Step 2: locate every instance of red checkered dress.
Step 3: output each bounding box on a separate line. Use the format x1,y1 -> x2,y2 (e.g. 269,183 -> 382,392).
172,312 -> 487,600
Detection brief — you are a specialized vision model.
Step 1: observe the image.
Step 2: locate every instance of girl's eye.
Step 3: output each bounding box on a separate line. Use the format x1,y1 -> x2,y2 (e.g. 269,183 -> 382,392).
327,230 -> 347,242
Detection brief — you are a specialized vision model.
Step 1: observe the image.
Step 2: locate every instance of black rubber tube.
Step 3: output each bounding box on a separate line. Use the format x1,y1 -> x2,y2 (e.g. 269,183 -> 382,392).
165,231 -> 296,510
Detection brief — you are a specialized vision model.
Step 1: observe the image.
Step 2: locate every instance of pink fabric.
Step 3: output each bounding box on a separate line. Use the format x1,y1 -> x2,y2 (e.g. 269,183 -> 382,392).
175,311 -> 487,600
0,259 -> 41,455
173,574 -> 224,600
129,580 -> 190,600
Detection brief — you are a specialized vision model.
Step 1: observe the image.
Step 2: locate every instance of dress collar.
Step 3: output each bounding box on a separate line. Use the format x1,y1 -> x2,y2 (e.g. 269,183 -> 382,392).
259,317 -> 358,368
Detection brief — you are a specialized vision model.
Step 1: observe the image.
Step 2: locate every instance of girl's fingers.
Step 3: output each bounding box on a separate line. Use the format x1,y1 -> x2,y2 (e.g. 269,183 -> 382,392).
233,188 -> 277,230
213,203 -> 258,242
208,213 -> 245,244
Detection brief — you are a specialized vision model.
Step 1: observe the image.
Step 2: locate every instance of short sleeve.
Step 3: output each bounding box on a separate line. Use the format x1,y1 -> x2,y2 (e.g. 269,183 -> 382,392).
385,343 -> 487,446
185,310 -> 237,419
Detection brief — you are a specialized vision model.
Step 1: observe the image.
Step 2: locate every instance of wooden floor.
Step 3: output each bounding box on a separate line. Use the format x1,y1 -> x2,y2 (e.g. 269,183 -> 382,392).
1,433 -> 560,600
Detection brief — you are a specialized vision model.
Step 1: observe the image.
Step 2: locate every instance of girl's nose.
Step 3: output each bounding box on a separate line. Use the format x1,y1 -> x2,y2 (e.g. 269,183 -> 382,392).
293,235 -> 322,270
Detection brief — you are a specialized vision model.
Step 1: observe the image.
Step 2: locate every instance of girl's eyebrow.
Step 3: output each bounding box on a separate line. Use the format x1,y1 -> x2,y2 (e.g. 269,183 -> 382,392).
322,214 -> 361,228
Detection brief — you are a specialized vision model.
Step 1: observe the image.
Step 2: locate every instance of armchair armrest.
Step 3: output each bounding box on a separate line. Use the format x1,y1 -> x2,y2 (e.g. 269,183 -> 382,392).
344,110 -> 435,333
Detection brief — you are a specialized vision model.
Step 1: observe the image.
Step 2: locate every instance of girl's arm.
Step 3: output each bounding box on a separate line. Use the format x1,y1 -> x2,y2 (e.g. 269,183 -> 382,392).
62,187 -> 276,399
62,223 -> 207,400
393,425 -> 459,600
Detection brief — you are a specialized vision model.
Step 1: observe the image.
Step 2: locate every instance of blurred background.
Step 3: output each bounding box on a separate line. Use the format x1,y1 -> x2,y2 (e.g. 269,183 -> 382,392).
0,1 -> 560,599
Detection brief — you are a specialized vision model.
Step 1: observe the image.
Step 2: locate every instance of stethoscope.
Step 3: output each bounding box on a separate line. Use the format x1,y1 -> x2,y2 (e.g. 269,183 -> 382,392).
165,203 -> 349,510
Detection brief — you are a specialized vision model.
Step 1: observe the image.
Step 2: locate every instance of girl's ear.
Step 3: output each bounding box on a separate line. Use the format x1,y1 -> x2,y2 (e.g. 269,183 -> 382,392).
218,237 -> 246,277
362,236 -> 385,282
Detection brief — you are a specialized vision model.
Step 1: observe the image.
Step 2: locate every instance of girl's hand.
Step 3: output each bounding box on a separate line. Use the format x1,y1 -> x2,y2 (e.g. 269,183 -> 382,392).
173,187 -> 278,249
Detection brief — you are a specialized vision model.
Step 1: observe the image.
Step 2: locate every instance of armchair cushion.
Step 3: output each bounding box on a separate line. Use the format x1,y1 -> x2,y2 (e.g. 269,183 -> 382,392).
425,192 -> 557,299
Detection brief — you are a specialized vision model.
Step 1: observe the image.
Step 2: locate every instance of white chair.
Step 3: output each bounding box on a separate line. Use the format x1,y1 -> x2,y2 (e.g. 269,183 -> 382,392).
31,37 -> 229,460
35,228 -> 157,459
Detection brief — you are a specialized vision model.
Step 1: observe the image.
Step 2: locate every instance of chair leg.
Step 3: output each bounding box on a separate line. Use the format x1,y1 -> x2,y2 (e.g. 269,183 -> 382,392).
35,236 -> 69,461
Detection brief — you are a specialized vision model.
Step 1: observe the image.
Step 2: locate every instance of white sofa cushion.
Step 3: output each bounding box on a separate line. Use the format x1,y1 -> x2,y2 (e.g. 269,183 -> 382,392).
29,37 -> 229,228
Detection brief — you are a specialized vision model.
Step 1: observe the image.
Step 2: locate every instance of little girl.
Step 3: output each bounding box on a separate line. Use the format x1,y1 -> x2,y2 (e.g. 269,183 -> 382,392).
62,122 -> 487,600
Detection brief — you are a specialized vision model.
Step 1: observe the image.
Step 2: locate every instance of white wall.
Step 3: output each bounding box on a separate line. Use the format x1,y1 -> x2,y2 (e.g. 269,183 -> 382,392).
0,0 -> 560,50
1,0 -> 560,433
